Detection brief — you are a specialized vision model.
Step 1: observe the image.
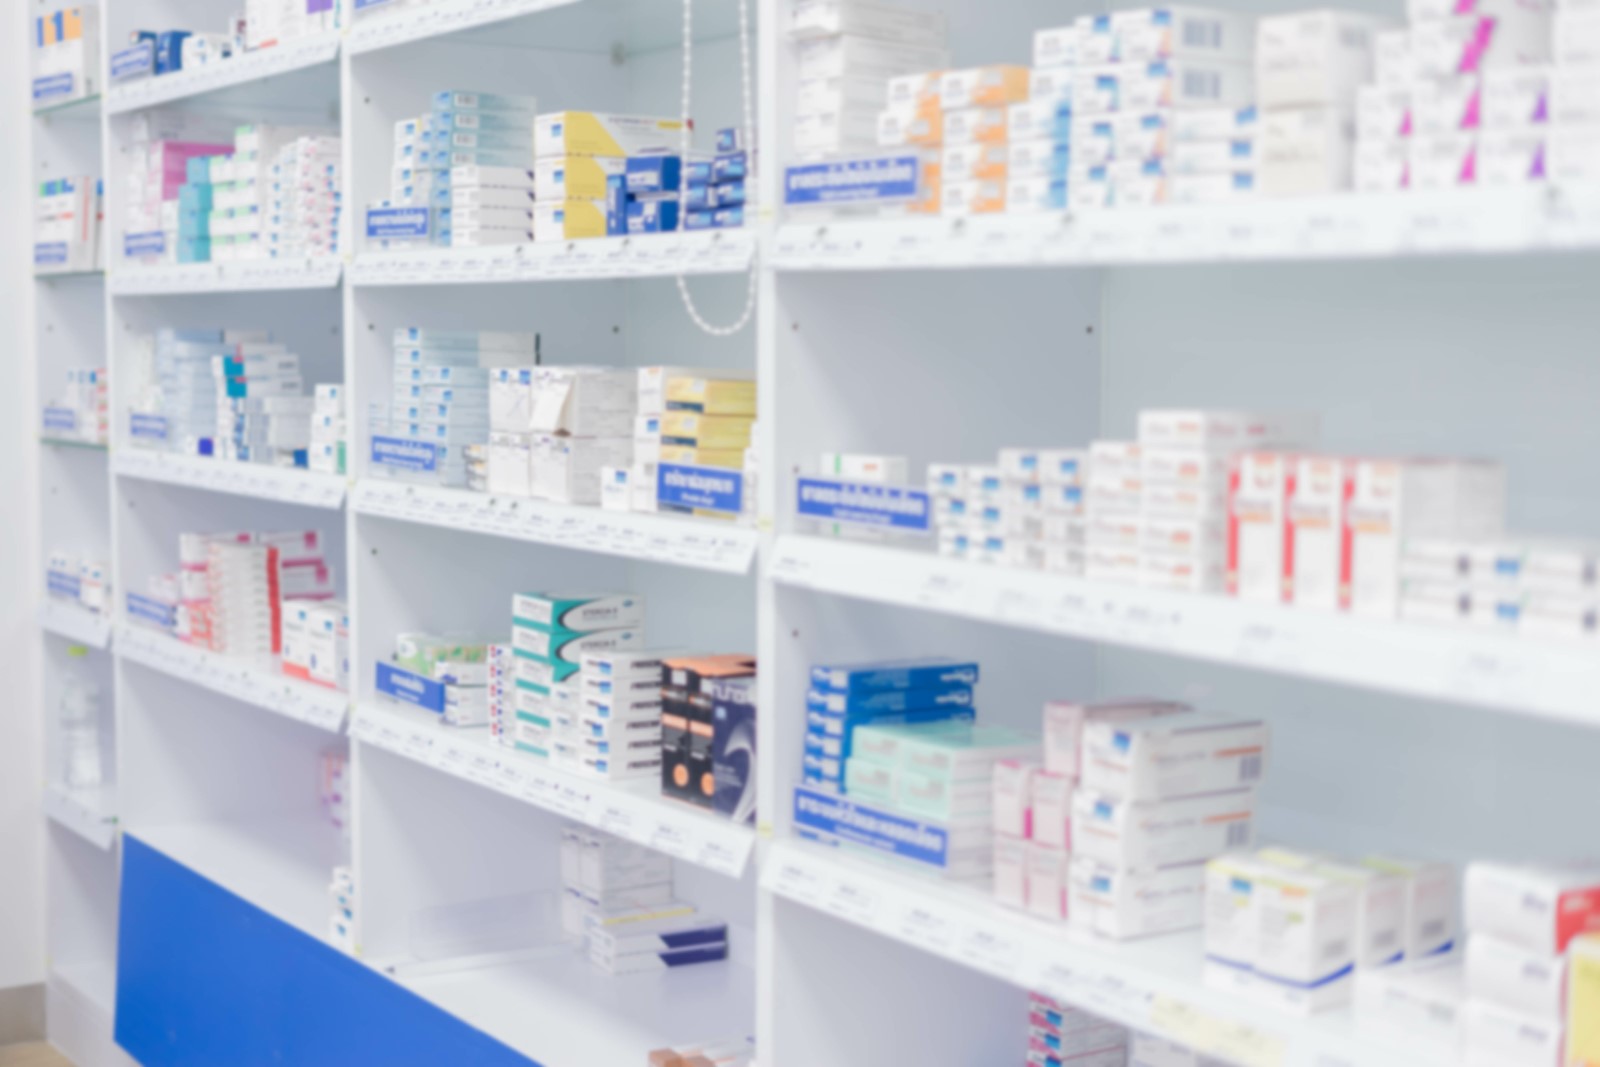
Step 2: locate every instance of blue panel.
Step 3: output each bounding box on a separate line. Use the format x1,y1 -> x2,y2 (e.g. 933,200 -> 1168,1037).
116,835 -> 538,1067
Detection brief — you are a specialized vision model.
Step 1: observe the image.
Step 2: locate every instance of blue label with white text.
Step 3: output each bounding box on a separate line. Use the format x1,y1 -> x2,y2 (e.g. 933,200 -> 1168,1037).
126,593 -> 176,630
32,73 -> 73,103
365,206 -> 430,239
784,156 -> 920,206
42,407 -> 77,434
796,477 -> 931,533
371,435 -> 440,473
124,231 -> 167,257
34,242 -> 69,267
111,42 -> 155,81
792,785 -> 951,868
376,662 -> 446,713
658,464 -> 743,514
129,414 -> 169,442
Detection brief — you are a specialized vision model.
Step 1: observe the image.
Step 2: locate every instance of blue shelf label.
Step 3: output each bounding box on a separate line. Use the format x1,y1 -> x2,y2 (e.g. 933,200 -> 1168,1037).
371,435 -> 440,473
354,0 -> 397,8
32,72 -> 74,103
33,242 -> 69,267
47,570 -> 82,600
796,477 -> 931,533
658,464 -> 743,514
365,206 -> 430,239
784,156 -> 921,207
793,785 -> 952,869
375,662 -> 446,713
126,593 -> 175,630
42,407 -> 77,434
111,42 -> 155,81
124,231 -> 167,258
129,414 -> 170,442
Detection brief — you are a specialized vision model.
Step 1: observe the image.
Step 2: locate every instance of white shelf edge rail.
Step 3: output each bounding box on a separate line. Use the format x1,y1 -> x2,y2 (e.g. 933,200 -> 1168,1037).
769,536 -> 1600,726
763,841 -> 1441,1067
117,625 -> 349,734
345,0 -> 585,54
348,231 -> 757,286
38,601 -> 114,649
350,480 -> 757,574
114,450 -> 349,510
773,186 -> 1600,272
44,785 -> 118,851
105,33 -> 340,114
351,703 -> 754,878
108,257 -> 342,296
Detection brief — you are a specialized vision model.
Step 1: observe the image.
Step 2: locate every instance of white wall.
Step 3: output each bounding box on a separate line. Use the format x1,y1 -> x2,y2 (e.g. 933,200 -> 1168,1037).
2,2 -> 46,993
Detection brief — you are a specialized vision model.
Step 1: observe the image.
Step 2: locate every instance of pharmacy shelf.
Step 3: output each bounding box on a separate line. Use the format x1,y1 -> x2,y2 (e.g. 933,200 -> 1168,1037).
32,92 -> 101,120
104,32 -> 341,114
131,815 -> 346,940
352,701 -> 754,878
350,480 -> 758,574
769,536 -> 1600,727
108,257 -> 342,296
764,841 -> 1441,1067
39,601 -> 114,649
34,268 -> 106,281
773,186 -> 1600,272
346,0 -> 581,53
349,231 -> 756,287
117,625 -> 349,735
385,946 -> 753,1067
114,450 -> 348,510
41,436 -> 110,451
45,784 -> 119,851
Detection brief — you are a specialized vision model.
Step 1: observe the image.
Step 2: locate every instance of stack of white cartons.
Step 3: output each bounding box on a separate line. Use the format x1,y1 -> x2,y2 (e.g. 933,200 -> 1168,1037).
267,134 -> 341,260
1458,861 -> 1600,1067
1258,9 -> 1398,197
1398,537 -> 1596,640
928,450 -> 1083,569
1550,0 -> 1600,184
246,0 -> 340,50
1084,438 -> 1142,584
1071,7 -> 1261,208
43,367 -> 108,444
789,0 -> 950,161
1027,994 -> 1130,1065
559,825 -> 679,939
304,600 -> 350,692
1144,409 -> 1318,594
31,5 -> 100,106
211,340 -> 312,465
562,648 -> 675,784
487,644 -> 514,749
33,177 -> 101,273
1064,8 -> 1257,208
206,540 -> 282,660
531,368 -> 634,506
309,384 -> 345,475
938,64 -> 1032,218
1007,30 -> 1077,215
211,124 -> 334,263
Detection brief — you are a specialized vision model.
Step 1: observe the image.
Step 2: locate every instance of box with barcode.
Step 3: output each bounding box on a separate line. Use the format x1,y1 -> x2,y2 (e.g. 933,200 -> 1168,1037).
1109,6 -> 1258,64
1081,711 -> 1268,801
1073,786 -> 1257,868
1073,59 -> 1255,116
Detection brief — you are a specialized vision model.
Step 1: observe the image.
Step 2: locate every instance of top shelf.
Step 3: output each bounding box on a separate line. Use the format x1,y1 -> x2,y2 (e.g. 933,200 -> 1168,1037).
105,32 -> 339,115
774,186 -> 1600,273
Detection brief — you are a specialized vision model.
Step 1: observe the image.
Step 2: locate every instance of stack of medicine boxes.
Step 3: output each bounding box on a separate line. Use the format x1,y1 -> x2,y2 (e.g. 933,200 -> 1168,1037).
630,367 -> 757,514
1026,994 -> 1131,1065
175,155 -> 216,262
1070,7 -> 1258,209
1397,536 -> 1596,639
661,655 -> 757,809
43,367 -> 108,445
487,366 -> 635,504
34,177 -> 102,273
939,64 -> 1033,218
511,593 -> 645,773
790,1 -> 950,164
684,128 -> 753,231
267,133 -> 341,259
657,374 -> 758,488
124,135 -> 232,265
144,329 -> 266,456
211,338 -> 311,465
32,6 -> 100,106
612,153 -> 683,236
375,328 -> 535,487
375,633 -> 491,725
429,92 -> 535,248
1258,10 -> 1395,198
1461,861 -> 1600,1062
309,384 -> 345,475
927,447 -> 1087,570
992,698 -> 1188,922
561,646 -> 675,783
532,111 -> 685,241
1008,26 -> 1082,215
221,125 -> 336,263
282,599 -> 349,692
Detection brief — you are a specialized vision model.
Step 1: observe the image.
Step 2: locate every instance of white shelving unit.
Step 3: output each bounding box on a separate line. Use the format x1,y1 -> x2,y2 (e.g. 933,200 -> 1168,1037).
25,0 -> 1599,1065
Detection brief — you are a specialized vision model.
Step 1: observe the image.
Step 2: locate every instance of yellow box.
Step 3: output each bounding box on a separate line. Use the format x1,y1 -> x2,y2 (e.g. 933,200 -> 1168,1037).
659,412 -> 755,450
659,446 -> 745,469
534,111 -> 686,159
532,200 -> 607,242
664,377 -> 756,416
533,156 -> 625,200
942,65 -> 1032,109
1572,933 -> 1600,1067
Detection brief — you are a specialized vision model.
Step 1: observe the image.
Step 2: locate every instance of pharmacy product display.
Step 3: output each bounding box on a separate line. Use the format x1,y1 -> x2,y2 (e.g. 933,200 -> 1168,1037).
34,177 -> 102,273
1028,993 -> 1132,1065
782,0 -> 1595,216
561,826 -> 729,975
125,529 -> 346,689
125,327 -> 344,469
32,5 -> 100,107
46,551 -> 111,616
380,590 -> 758,822
108,0 -> 340,86
42,367 -> 108,444
122,121 -> 341,266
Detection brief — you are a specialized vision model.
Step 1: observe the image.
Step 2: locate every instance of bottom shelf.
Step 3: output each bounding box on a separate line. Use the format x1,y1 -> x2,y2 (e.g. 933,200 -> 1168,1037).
389,949 -> 755,1067
764,840 -> 1446,1067
132,816 -> 346,942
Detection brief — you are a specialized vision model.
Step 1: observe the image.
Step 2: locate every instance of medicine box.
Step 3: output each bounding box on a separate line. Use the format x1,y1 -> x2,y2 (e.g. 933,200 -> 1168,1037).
1042,698 -> 1188,779
1073,788 -> 1256,869
1464,860 -> 1600,956
1069,856 -> 1208,939
809,657 -> 980,695
513,592 -> 645,633
1082,711 -> 1268,800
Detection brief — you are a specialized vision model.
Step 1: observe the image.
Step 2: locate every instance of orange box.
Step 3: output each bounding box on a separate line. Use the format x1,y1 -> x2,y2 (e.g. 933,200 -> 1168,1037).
944,142 -> 1008,182
945,107 -> 1008,146
941,65 -> 1032,109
